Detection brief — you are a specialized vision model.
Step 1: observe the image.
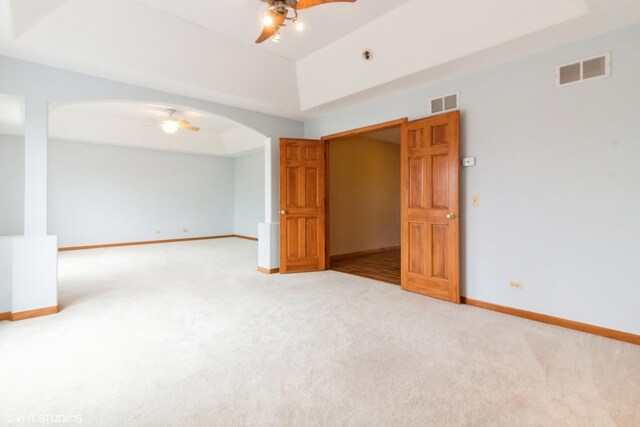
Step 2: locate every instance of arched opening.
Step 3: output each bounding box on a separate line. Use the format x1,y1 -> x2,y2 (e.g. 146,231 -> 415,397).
47,100 -> 269,308
49,100 -> 268,155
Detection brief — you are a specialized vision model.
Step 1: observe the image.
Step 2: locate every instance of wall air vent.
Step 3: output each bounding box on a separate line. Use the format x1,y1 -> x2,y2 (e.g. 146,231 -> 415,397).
557,53 -> 610,87
430,92 -> 459,115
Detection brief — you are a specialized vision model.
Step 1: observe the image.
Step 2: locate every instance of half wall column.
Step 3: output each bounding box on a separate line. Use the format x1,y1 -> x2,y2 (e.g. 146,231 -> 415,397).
10,97 -> 58,315
23,97 -> 48,236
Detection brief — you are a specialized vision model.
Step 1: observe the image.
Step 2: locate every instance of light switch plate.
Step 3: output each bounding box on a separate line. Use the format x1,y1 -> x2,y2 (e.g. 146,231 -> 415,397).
462,157 -> 476,167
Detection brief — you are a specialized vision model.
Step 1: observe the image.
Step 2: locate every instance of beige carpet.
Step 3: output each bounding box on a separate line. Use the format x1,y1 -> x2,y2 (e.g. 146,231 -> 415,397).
0,238 -> 638,426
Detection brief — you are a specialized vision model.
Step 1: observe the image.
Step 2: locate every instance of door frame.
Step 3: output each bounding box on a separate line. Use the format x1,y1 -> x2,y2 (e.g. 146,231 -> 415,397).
320,118 -> 408,269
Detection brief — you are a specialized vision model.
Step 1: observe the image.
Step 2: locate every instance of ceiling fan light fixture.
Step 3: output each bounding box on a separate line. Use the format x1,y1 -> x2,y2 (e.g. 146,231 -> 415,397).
162,120 -> 179,134
255,0 -> 357,44
262,12 -> 274,26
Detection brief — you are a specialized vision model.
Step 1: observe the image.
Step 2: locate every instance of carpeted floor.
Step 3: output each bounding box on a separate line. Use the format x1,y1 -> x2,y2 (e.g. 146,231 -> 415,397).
0,238 -> 638,426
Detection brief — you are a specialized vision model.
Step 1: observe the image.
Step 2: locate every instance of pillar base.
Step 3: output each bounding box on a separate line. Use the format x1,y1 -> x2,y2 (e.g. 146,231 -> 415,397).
0,235 -> 58,315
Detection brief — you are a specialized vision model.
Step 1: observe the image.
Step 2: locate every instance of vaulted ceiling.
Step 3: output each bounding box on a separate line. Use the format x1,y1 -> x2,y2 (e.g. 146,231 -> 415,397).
1,0 -> 640,119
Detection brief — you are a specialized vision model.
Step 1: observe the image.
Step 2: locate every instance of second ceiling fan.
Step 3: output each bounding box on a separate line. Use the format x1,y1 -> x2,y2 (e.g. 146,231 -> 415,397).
156,109 -> 200,134
256,0 -> 357,44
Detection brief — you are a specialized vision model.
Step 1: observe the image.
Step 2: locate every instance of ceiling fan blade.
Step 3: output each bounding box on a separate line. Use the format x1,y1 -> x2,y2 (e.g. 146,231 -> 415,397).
256,25 -> 276,44
255,9 -> 286,43
295,0 -> 356,10
177,120 -> 200,132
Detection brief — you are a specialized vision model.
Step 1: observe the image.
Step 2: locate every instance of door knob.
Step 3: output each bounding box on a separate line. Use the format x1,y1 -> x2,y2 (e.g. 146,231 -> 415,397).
446,213 -> 456,220
280,210 -> 287,215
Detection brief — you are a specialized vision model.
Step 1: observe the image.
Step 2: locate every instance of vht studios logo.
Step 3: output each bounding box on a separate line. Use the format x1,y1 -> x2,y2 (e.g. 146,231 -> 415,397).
6,414 -> 83,424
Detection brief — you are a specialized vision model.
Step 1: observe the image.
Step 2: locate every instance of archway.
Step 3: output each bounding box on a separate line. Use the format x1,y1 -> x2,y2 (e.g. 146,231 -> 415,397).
47,100 -> 271,308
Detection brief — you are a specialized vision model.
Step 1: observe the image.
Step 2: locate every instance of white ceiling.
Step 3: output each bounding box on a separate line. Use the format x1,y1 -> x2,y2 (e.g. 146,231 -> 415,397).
0,98 -> 267,157
135,0 -> 412,61
48,102 -> 267,157
1,0 -> 640,119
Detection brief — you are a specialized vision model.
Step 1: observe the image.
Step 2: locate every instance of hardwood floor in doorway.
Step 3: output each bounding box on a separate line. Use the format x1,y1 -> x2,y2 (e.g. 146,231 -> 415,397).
331,249 -> 401,285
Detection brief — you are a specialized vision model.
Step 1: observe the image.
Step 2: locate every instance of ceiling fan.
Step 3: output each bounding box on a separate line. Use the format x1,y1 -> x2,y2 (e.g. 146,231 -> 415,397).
256,0 -> 357,44
156,109 -> 200,134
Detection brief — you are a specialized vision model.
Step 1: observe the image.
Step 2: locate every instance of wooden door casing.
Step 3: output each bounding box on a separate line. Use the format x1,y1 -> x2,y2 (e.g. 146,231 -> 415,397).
401,111 -> 460,303
279,138 -> 325,273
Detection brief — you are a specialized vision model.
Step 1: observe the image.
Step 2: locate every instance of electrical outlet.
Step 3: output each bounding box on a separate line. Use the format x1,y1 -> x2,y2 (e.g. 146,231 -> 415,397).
509,281 -> 524,290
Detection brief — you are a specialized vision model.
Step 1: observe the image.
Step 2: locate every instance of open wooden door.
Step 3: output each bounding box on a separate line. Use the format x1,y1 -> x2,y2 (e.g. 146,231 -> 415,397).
401,111 -> 460,303
279,138 -> 325,273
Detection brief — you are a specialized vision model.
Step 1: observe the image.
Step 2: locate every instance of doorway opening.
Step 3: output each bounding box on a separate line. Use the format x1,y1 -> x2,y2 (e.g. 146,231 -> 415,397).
279,112 -> 460,302
325,122 -> 403,285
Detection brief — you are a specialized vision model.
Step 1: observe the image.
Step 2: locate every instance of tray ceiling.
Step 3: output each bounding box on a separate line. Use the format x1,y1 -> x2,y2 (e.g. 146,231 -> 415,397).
1,0 -> 639,119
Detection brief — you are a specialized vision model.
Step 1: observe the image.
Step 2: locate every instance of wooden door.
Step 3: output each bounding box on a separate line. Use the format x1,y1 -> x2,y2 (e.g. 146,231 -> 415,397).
401,111 -> 460,302
279,138 -> 326,273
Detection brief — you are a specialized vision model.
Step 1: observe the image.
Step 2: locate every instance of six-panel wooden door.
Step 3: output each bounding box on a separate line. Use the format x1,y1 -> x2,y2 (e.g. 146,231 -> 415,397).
279,138 -> 326,273
401,111 -> 460,302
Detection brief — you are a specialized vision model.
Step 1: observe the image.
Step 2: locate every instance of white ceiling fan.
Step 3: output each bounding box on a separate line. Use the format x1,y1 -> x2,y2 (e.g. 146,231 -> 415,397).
151,108 -> 201,134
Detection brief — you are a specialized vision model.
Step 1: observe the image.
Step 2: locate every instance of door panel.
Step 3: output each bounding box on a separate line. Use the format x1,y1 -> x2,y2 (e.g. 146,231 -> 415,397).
431,154 -> 449,208
431,224 -> 448,279
408,222 -> 426,275
304,168 -> 318,207
280,138 -> 325,273
409,157 -> 425,208
401,112 -> 460,303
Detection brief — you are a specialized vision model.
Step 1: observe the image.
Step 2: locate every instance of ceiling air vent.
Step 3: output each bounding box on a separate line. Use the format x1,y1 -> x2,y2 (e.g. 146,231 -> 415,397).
430,92 -> 459,115
557,53 -> 610,87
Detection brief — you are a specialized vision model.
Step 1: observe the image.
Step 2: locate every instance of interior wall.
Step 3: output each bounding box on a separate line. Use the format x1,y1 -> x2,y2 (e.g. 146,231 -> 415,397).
305,23 -> 640,335
0,134 -> 25,236
2,133 -> 268,248
234,150 -> 265,239
330,137 -> 400,256
48,140 -> 235,247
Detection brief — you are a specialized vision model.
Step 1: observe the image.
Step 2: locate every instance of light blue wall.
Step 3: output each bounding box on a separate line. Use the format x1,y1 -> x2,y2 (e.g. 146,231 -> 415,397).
305,24 -> 640,335
0,135 -> 265,247
1,134 -> 267,247
48,140 -> 235,247
0,135 -> 24,236
234,151 -> 265,239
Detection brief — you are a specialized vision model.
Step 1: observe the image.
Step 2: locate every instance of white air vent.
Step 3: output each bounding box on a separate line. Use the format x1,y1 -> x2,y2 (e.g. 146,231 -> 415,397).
557,53 -> 610,87
430,92 -> 459,114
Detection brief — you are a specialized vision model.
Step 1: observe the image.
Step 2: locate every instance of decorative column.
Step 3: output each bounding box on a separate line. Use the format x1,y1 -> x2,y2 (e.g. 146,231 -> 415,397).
23,98 -> 49,236
10,97 -> 58,316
